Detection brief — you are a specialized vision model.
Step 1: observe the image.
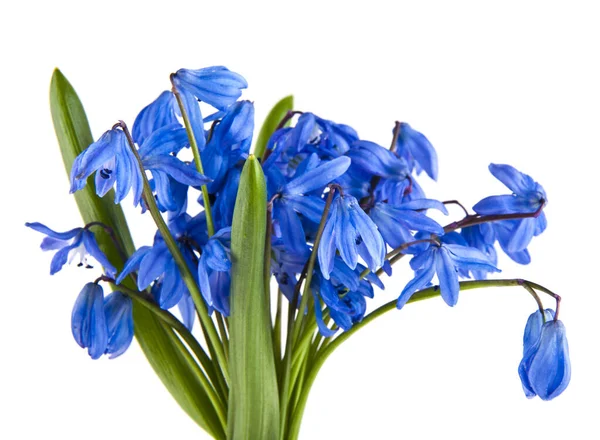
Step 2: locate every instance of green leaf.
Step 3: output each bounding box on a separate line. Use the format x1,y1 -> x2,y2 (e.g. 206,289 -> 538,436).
50,69 -> 224,439
228,155 -> 279,440
254,95 -> 294,159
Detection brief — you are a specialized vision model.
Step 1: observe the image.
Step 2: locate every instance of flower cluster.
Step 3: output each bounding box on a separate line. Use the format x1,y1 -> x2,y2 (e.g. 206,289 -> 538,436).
30,65 -> 569,402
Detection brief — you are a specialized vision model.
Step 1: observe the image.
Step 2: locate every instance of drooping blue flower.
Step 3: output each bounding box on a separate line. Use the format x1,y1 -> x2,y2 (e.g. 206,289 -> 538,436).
394,122 -> 438,180
370,199 -> 447,249
473,164 -> 547,253
71,125 -> 210,207
26,222 -> 116,277
71,283 -> 108,360
318,193 -> 386,278
70,128 -> 144,205
172,66 -> 248,111
518,316 -> 571,400
397,242 -> 500,309
103,291 -> 134,359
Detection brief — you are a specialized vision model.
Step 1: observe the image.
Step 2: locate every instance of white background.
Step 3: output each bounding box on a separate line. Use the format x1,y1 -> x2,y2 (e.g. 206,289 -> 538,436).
1,1 -> 599,439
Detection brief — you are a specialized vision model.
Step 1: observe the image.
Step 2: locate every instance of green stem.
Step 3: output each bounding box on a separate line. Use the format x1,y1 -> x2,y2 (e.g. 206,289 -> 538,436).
286,278 -> 548,439
170,78 -> 215,237
117,121 -> 229,383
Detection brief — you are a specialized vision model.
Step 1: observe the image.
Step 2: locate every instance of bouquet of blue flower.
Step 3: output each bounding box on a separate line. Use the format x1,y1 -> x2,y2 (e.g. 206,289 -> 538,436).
29,65 -> 570,440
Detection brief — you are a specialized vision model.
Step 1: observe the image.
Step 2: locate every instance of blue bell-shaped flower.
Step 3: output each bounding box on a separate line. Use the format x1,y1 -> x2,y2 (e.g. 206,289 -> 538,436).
71,283 -> 108,360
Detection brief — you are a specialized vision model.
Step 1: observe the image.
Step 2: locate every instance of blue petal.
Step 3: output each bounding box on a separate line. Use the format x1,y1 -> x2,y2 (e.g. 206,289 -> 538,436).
397,259 -> 436,309
473,195 -> 536,215
103,291 -> 134,358
137,244 -> 170,290
81,230 -> 117,278
489,163 -> 536,196
505,218 -> 536,253
436,247 -> 460,306
313,291 -> 338,338
335,197 -> 358,269
523,309 -> 556,355
273,201 -> 308,255
144,155 -> 211,186
178,87 -> 206,151
284,156 -> 351,195
444,244 -> 499,272
318,206 -> 338,279
291,113 -> 317,152
286,195 -> 326,224
350,199 -> 385,271
197,258 -> 213,306
347,140 -> 408,179
397,123 -> 438,180
132,91 -> 179,146
25,222 -> 81,241
50,240 -> 80,275
71,283 -> 107,360
178,294 -> 196,330
214,100 -> 255,146
116,246 -> 152,284
138,125 -> 189,157
398,198 -> 449,215
527,321 -> 571,400
203,240 -> 231,272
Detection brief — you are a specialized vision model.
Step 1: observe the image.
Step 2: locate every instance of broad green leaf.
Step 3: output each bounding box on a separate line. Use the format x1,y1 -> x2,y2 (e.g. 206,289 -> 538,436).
50,69 -> 224,439
228,156 -> 279,440
254,95 -> 294,159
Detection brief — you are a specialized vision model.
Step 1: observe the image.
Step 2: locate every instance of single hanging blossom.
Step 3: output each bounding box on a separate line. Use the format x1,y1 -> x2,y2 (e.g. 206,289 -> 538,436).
518,311 -> 571,400
25,222 -> 116,277
473,163 -> 547,252
318,193 -> 386,278
71,283 -> 108,360
397,242 -> 499,309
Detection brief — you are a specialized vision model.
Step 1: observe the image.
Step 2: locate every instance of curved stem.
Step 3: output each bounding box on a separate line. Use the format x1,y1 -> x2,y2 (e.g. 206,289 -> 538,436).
285,278 -> 551,439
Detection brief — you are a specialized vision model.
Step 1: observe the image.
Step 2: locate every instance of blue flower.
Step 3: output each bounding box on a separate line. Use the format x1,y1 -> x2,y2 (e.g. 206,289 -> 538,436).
70,128 -> 143,205
71,126 -> 211,207
397,242 -> 499,309
318,193 -> 386,278
394,122 -> 438,180
71,283 -> 108,360
172,66 -> 248,111
103,291 -> 134,359
26,222 -> 116,277
518,314 -> 571,400
473,164 -> 547,253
